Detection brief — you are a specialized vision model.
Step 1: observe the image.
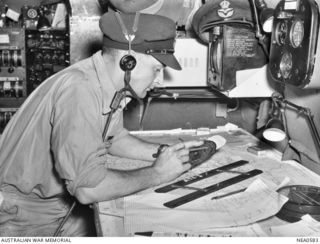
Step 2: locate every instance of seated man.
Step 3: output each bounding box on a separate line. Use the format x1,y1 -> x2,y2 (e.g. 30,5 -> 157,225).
0,10 -> 202,236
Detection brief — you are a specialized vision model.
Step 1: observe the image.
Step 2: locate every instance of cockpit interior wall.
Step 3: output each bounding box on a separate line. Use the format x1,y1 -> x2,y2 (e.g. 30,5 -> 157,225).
69,0 -> 103,63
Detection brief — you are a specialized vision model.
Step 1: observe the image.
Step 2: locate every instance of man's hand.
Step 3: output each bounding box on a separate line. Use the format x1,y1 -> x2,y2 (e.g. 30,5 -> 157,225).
153,140 -> 204,184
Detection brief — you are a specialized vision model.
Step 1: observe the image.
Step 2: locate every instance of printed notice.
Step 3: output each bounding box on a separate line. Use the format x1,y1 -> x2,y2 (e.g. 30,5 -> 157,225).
0,34 -> 9,44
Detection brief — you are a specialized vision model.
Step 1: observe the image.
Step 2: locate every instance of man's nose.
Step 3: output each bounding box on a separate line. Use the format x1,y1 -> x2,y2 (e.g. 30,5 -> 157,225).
154,69 -> 164,87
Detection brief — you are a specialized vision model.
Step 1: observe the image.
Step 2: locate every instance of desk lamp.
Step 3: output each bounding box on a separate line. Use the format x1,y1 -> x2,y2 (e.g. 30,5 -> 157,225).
263,94 -> 287,142
263,93 -> 320,157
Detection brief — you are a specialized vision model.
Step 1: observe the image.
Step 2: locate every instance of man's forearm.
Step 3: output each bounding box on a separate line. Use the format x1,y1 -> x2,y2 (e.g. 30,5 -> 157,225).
75,165 -> 161,204
109,134 -> 160,161
75,139 -> 203,204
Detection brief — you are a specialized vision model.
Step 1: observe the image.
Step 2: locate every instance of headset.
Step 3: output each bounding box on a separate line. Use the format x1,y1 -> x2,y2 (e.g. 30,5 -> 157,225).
114,11 -> 140,94
115,11 -> 139,72
101,11 -> 143,140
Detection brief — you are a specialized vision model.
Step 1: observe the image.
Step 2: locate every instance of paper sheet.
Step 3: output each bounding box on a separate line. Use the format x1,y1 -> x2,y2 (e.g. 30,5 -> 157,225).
124,178 -> 288,234
270,215 -> 320,237
230,65 -> 274,97
0,34 -> 9,44
151,223 -> 267,237
52,3 -> 67,28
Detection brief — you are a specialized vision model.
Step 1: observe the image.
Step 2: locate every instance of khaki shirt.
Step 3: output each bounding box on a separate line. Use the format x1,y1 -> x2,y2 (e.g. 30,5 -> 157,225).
0,51 -> 128,198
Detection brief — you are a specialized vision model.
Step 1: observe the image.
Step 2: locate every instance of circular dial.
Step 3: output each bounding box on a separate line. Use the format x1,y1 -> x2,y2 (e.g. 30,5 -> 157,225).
275,21 -> 288,45
279,51 -> 293,79
27,8 -> 38,19
212,40 -> 222,74
290,20 -> 304,48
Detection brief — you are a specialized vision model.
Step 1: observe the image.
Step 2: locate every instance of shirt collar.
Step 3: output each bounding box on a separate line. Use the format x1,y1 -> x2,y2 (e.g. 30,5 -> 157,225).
92,51 -> 117,115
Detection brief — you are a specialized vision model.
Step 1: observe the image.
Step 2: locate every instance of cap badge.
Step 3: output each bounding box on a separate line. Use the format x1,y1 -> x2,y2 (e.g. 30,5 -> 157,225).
217,0 -> 234,19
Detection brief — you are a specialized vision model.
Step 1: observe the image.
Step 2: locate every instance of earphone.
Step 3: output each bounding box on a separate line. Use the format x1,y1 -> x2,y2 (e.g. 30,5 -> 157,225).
119,54 -> 136,71
113,11 -> 142,109
114,11 -> 140,72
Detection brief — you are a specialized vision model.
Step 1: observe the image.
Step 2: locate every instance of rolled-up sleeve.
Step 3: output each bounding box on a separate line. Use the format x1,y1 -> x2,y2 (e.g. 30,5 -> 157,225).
51,73 -> 108,196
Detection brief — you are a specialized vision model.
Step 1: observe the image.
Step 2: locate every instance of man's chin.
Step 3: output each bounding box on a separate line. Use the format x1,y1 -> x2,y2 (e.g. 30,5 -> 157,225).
140,91 -> 147,98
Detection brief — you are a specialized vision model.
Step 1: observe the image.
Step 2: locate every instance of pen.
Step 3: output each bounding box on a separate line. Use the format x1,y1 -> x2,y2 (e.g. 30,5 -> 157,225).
210,188 -> 247,200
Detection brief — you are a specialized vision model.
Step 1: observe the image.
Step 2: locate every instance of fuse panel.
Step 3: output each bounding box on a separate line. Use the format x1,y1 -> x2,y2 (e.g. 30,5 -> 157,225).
25,29 -> 69,94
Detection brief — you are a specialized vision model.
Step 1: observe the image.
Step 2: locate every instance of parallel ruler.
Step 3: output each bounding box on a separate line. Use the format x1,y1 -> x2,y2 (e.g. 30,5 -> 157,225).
164,169 -> 263,208
155,160 -> 249,193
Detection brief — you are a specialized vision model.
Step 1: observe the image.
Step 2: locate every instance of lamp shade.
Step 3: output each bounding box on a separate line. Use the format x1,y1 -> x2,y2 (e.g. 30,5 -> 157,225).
260,8 -> 274,33
263,118 -> 286,142
37,15 -> 51,31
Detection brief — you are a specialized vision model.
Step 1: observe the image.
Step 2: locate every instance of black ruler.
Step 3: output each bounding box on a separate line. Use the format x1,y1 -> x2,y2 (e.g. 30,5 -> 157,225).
163,169 -> 263,209
155,160 -> 249,193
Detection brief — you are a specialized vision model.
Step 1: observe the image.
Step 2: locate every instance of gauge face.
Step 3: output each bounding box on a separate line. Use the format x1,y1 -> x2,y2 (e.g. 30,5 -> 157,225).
279,51 -> 293,79
290,20 -> 304,48
275,21 -> 288,45
27,8 -> 38,19
213,40 -> 222,74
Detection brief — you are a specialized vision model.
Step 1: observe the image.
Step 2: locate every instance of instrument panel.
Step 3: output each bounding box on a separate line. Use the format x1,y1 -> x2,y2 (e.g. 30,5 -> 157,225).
269,0 -> 319,87
25,29 -> 69,94
0,2 -> 70,132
